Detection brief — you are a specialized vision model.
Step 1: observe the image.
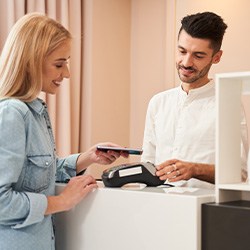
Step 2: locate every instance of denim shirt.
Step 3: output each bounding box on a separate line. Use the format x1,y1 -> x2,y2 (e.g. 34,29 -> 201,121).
0,98 -> 80,250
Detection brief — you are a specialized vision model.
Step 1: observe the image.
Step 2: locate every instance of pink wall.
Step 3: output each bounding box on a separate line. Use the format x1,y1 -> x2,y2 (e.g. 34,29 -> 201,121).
130,0 -> 250,157
82,0 -> 131,177
84,0 -> 250,178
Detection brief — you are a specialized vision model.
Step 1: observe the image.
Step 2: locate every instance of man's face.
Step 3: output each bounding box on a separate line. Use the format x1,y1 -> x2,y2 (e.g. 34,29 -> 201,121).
176,30 -> 221,88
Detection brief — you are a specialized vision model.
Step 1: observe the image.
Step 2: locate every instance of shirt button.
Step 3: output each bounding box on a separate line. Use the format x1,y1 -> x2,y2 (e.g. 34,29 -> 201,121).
45,162 -> 49,166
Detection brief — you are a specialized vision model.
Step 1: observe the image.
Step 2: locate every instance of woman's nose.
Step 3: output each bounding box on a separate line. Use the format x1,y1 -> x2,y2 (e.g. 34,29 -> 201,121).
63,65 -> 70,79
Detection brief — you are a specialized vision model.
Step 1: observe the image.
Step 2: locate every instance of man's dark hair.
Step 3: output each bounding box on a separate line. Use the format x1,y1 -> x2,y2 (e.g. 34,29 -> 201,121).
178,12 -> 228,53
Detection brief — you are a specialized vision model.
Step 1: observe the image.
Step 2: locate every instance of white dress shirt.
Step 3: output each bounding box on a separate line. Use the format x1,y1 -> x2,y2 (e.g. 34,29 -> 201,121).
141,80 -> 248,188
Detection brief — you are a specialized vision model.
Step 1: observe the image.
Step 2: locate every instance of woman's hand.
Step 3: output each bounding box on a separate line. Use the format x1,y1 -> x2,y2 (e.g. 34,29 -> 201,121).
92,142 -> 129,165
59,175 -> 97,211
76,142 -> 129,174
46,175 -> 98,214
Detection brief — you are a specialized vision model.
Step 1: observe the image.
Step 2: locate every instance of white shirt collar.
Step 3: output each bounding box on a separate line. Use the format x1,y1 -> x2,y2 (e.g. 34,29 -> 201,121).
179,79 -> 214,97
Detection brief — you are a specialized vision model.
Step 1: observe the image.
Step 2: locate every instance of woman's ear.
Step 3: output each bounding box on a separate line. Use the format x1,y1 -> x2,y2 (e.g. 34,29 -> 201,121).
213,50 -> 223,64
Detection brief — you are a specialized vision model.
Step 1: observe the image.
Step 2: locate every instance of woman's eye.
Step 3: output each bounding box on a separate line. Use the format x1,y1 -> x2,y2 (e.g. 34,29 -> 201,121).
55,64 -> 63,68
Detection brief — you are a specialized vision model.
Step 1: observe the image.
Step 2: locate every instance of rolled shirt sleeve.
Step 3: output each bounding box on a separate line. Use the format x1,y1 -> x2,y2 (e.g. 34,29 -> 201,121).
12,193 -> 47,229
56,153 -> 80,182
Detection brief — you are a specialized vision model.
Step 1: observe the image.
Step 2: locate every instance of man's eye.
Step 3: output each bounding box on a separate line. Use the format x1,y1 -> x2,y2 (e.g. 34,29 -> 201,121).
195,55 -> 204,59
55,64 -> 63,68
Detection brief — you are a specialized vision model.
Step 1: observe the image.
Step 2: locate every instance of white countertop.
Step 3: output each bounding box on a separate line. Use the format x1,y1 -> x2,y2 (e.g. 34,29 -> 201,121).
55,182 -> 215,250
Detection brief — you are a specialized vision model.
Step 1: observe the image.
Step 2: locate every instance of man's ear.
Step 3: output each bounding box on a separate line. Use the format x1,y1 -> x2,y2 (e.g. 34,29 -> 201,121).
213,50 -> 223,64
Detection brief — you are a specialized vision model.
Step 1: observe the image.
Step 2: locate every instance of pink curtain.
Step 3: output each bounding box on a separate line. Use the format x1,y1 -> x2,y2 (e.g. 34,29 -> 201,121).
0,0 -> 83,157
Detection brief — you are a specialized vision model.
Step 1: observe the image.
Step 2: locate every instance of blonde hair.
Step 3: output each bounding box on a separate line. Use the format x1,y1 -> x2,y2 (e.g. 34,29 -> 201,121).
0,12 -> 72,102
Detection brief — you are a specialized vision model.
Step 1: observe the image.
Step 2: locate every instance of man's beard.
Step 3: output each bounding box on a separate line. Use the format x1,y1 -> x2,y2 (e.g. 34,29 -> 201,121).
176,61 -> 212,84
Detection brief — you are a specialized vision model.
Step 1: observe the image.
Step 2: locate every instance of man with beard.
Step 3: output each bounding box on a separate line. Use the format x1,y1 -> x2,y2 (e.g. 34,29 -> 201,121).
141,12 -> 248,188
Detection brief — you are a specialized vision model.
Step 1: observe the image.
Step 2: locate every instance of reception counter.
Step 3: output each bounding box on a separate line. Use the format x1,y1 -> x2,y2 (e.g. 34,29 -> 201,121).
55,183 -> 214,250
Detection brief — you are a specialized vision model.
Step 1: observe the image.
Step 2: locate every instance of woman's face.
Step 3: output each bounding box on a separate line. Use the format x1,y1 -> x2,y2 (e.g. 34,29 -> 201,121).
42,40 -> 71,94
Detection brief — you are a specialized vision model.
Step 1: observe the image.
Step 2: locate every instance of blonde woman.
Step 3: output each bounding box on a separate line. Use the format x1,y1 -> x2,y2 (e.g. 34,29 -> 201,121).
0,13 -> 126,250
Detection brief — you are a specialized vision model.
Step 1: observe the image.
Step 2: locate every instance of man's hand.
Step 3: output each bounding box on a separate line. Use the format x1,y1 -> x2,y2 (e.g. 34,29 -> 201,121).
155,159 -> 215,183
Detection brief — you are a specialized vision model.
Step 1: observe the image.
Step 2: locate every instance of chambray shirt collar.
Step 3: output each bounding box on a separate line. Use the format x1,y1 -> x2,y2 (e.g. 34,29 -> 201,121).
25,98 -> 46,115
